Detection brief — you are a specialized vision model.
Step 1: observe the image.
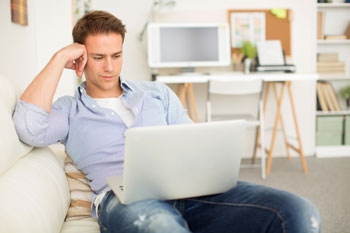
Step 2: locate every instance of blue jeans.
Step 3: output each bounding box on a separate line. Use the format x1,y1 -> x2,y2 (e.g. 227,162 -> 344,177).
97,181 -> 321,233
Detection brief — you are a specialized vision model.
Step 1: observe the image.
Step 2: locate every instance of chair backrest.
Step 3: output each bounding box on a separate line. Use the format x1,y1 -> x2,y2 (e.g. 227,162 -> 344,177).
209,77 -> 262,95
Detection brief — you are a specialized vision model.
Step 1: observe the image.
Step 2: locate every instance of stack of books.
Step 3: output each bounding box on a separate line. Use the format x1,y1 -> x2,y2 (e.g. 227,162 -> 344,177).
324,35 -> 347,40
316,81 -> 341,112
317,53 -> 345,76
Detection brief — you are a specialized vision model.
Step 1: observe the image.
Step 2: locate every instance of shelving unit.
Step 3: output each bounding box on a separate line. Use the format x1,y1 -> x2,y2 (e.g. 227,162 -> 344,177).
317,3 -> 350,8
317,40 -> 350,45
318,75 -> 350,81
316,111 -> 350,116
316,2 -> 350,157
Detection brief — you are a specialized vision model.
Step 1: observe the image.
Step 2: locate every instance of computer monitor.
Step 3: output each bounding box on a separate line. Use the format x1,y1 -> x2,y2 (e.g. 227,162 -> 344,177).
147,23 -> 231,70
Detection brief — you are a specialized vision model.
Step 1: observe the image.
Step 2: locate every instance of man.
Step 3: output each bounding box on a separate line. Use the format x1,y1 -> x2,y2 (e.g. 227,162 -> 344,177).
13,10 -> 321,233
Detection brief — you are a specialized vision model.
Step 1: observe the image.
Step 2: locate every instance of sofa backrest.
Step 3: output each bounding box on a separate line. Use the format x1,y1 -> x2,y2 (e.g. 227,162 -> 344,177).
0,74 -> 33,175
0,74 -> 71,232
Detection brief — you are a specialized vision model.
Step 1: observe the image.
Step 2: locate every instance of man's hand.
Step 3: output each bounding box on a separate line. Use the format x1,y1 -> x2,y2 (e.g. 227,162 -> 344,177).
20,43 -> 88,113
58,43 -> 88,78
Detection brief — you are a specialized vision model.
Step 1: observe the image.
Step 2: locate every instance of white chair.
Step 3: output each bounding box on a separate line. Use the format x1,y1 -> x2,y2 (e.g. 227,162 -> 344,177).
206,76 -> 266,179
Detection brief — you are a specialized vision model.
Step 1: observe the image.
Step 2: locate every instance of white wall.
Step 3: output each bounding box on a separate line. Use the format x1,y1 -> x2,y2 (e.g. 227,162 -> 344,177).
0,0 -> 75,100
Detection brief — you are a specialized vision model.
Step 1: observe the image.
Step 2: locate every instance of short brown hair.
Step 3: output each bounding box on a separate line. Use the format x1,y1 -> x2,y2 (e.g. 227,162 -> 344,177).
72,10 -> 126,44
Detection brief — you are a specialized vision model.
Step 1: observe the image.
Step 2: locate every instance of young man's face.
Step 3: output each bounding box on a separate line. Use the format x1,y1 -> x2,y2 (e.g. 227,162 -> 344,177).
84,32 -> 123,98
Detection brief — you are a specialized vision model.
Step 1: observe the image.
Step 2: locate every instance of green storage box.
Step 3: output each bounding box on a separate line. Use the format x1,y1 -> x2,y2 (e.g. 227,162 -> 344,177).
316,131 -> 343,146
345,116 -> 350,132
345,132 -> 350,145
316,116 -> 343,132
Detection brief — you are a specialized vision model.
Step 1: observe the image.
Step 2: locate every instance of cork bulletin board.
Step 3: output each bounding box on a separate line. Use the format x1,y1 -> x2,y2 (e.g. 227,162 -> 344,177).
228,9 -> 292,56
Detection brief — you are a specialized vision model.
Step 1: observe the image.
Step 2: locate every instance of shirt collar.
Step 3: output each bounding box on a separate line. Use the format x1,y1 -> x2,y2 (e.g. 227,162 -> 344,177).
77,76 -> 133,96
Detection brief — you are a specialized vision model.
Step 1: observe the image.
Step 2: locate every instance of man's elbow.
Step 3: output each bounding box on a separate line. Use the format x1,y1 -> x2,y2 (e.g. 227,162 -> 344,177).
13,115 -> 50,147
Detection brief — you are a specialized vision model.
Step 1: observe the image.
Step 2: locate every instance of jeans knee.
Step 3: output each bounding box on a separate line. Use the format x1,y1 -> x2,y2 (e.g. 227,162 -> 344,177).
281,195 -> 321,233
133,212 -> 188,233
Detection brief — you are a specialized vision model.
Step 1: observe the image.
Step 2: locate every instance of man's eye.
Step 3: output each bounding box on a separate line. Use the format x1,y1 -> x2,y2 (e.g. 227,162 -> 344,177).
93,57 -> 102,60
114,55 -> 120,58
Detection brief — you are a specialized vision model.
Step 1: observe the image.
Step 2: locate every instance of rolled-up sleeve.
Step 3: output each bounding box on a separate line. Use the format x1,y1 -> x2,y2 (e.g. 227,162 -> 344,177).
12,97 -> 72,147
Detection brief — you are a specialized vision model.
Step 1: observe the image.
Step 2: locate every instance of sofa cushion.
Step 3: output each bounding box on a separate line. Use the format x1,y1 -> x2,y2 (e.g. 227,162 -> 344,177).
0,74 -> 33,175
61,218 -> 100,233
65,154 -> 93,221
0,147 -> 70,233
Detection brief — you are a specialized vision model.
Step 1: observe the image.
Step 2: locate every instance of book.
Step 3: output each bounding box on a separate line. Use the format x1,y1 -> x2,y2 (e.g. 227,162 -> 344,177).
317,53 -> 338,62
321,82 -> 335,111
316,82 -> 342,112
345,23 -> 350,39
324,35 -> 347,40
317,12 -> 324,40
317,82 -> 328,112
325,82 -> 341,111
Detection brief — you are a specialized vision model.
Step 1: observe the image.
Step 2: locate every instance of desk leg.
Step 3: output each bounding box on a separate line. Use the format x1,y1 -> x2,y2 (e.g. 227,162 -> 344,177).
272,83 -> 291,160
178,83 -> 187,105
188,83 -> 199,122
185,84 -> 193,119
176,83 -> 199,123
266,82 -> 287,175
287,81 -> 308,173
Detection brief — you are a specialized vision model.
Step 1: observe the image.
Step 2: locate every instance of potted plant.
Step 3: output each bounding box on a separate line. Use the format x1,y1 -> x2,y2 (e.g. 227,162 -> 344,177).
241,41 -> 257,74
340,85 -> 350,109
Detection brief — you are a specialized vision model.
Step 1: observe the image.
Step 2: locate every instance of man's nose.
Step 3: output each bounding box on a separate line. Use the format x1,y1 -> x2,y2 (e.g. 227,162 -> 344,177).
103,58 -> 113,72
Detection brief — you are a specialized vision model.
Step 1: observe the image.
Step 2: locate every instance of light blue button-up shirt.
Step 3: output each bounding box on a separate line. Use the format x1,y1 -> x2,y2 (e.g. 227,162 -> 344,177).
12,78 -> 192,217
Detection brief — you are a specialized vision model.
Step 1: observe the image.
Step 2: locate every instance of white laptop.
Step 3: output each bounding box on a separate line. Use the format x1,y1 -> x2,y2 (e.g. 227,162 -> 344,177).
106,120 -> 246,205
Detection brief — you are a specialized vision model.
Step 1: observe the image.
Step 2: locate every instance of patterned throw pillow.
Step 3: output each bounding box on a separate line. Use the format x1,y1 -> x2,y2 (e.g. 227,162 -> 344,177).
64,153 -> 93,221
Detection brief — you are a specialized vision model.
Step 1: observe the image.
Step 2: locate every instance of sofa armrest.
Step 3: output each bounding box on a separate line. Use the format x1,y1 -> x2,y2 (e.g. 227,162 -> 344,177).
0,147 -> 70,233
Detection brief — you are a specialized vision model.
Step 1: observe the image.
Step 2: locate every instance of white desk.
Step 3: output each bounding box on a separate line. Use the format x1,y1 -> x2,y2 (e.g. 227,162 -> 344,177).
157,72 -> 318,175
157,72 -> 318,83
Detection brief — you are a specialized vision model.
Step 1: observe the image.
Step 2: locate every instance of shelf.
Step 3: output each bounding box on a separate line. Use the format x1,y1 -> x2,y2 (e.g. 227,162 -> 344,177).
317,40 -> 350,45
316,111 -> 350,116
316,145 -> 350,158
318,74 -> 350,80
317,3 -> 350,8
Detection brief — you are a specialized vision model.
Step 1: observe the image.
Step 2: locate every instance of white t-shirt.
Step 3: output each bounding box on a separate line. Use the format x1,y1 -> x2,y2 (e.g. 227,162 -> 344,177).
94,97 -> 135,127
92,97 -> 135,217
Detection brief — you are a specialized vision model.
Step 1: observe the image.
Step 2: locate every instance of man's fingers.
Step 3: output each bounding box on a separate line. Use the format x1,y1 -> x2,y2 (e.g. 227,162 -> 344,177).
65,61 -> 76,70
75,58 -> 82,78
77,51 -> 87,78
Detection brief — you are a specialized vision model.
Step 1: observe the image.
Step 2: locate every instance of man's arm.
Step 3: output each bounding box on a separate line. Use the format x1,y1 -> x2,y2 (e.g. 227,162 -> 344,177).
20,43 -> 87,113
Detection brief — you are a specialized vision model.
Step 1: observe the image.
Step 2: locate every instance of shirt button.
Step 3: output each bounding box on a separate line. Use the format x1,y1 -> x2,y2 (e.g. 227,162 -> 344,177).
111,112 -> 115,116
92,105 -> 96,108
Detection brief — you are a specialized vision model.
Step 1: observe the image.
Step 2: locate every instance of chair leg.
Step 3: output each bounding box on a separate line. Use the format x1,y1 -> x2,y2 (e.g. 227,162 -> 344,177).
253,83 -> 270,162
259,100 -> 266,179
206,101 -> 211,122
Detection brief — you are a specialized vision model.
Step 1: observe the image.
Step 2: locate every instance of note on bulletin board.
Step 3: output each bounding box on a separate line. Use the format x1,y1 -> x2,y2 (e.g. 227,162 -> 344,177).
228,9 -> 292,56
230,13 -> 266,48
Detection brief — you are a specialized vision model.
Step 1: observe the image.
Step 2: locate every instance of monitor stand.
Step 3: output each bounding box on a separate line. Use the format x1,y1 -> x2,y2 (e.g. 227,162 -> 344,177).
179,67 -> 210,76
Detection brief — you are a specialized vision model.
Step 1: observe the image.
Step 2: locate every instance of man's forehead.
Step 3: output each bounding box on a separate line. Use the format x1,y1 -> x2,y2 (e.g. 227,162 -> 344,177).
85,33 -> 123,55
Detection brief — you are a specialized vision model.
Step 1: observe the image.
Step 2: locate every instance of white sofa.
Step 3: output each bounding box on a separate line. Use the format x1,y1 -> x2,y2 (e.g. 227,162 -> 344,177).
0,75 -> 100,233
